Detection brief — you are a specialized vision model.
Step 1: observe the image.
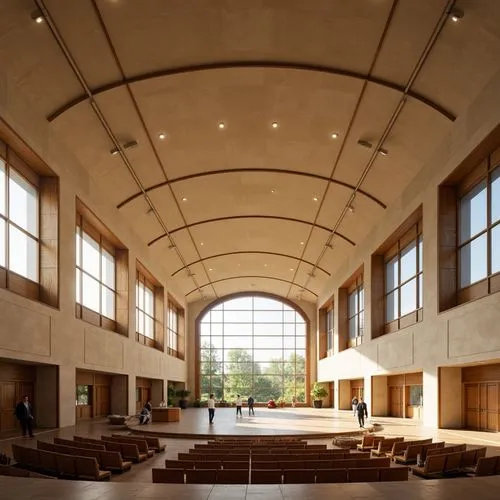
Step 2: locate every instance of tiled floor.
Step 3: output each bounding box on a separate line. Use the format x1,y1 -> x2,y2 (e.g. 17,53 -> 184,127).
2,409 -> 500,498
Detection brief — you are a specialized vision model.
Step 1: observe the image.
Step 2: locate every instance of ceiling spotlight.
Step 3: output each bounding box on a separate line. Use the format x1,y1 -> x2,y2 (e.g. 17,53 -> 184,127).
358,139 -> 373,149
271,121 -> 279,129
208,268 -> 213,271
158,133 -> 167,140
271,188 -> 277,194
218,122 -> 225,129
313,196 -> 319,202
289,268 -> 294,271
264,263 -> 268,267
450,8 -> 464,22
331,132 -> 339,139
378,148 -> 389,156
110,139 -> 138,156
31,10 -> 44,23
200,242 -> 204,246
300,241 -> 304,245
181,197 -> 188,202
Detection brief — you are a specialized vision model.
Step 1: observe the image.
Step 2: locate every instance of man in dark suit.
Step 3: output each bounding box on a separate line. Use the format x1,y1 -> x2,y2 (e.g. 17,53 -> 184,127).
15,395 -> 35,438
356,398 -> 368,428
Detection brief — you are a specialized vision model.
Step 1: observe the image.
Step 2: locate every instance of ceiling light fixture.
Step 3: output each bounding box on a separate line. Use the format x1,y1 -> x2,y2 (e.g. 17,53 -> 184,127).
348,205 -> 355,215
378,147 -> 389,156
264,264 -> 268,267
200,242 -> 204,246
218,122 -> 225,129
181,197 -> 187,202
110,140 -> 138,156
289,268 -> 294,271
313,196 -> 319,202
31,10 -> 44,23
158,133 -> 167,140
208,268 -> 213,271
300,241 -> 304,245
271,188 -> 277,194
450,8 -> 464,22
331,132 -> 339,139
358,139 -> 373,149
271,121 -> 279,129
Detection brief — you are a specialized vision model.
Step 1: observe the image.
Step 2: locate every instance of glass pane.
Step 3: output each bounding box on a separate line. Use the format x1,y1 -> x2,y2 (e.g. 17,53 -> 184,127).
253,350 -> 283,362
359,311 -> 365,337
460,234 -> 488,287
0,218 -> 5,267
400,240 -> 417,282
76,231 -> 81,267
253,297 -> 283,310
254,336 -> 282,349
418,236 -> 423,272
82,273 -> 100,313
400,278 -> 417,316
295,322 -> 306,336
224,323 -> 253,336
254,310 -> 283,323
491,167 -> 500,224
491,224 -> 500,275
0,160 -> 5,215
386,289 -> 398,322
101,249 -> 115,289
253,323 -> 283,335
359,287 -> 364,311
418,274 -> 423,309
223,310 -> 252,323
138,282 -> 144,309
211,310 -> 223,322
348,316 -> 358,339
283,323 -> 295,335
9,169 -> 38,236
223,296 -> 253,310
348,291 -> 357,317
82,231 -> 100,279
137,310 -> 144,334
385,256 -> 399,292
284,310 -> 297,323
144,287 -> 154,315
101,286 -> 115,320
295,336 -> 306,350
145,315 -> 154,339
8,225 -> 38,281
283,337 -> 295,349
460,180 -> 487,243
76,269 -> 81,304
223,336 -> 252,349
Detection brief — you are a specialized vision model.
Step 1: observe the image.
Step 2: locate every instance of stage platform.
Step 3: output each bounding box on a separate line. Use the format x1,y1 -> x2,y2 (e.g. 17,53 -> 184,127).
128,407 -> 375,439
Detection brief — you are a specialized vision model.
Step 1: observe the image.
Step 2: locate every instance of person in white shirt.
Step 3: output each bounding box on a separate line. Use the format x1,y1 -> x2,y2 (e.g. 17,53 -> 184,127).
235,394 -> 242,417
207,394 -> 215,424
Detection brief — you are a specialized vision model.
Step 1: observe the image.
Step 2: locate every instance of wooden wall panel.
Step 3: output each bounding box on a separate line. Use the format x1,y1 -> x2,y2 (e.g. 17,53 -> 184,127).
388,375 -> 405,387
338,288 -> 348,352
115,249 -> 129,336
371,255 -> 385,339
350,379 -> 364,389
463,364 -> 500,383
318,308 -> 327,359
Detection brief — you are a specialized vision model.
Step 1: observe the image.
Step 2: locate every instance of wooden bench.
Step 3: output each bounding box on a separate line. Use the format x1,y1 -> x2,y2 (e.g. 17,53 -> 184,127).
466,456 -> 499,476
356,435 -> 384,451
102,435 -> 153,458
74,436 -> 147,463
371,437 -> 404,457
412,454 -> 447,478
112,434 -> 166,453
152,467 -> 185,483
389,438 -> 433,460
216,469 -> 249,484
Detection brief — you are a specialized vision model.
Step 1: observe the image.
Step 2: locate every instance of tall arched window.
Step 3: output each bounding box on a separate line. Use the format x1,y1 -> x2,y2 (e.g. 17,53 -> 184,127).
198,295 -> 307,403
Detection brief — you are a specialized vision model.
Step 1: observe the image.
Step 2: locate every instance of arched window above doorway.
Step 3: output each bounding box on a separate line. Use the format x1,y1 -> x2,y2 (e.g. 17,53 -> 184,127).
198,294 -> 307,403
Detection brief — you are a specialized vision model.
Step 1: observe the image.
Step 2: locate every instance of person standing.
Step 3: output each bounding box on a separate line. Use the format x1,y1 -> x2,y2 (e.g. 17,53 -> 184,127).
208,394 -> 215,424
235,394 -> 242,417
15,395 -> 35,438
351,396 -> 359,416
247,395 -> 255,416
356,398 -> 368,428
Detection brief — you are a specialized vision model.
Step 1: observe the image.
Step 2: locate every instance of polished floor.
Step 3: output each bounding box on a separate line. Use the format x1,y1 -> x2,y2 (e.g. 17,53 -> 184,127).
1,409 -> 500,498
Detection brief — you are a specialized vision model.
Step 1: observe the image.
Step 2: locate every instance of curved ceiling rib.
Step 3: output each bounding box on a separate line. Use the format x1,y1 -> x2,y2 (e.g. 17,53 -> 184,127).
171,251 -> 331,278
185,275 -> 318,298
47,60 -> 456,122
148,215 -> 356,247
117,168 -> 387,210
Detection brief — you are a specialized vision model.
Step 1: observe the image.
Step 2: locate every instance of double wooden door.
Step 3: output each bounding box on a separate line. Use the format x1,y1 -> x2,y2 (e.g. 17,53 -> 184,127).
464,383 -> 498,432
0,382 -> 34,433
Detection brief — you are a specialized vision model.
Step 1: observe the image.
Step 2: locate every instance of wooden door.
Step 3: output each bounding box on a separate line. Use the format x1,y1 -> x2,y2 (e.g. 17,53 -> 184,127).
389,386 -> 404,417
480,383 -> 498,432
0,382 -> 18,432
465,383 -> 479,429
95,386 -> 111,417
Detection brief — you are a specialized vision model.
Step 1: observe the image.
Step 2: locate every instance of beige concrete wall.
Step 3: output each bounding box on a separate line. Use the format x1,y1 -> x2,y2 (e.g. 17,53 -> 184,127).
0,65 -> 188,428
372,375 -> 388,417
439,367 -> 462,429
317,66 -> 500,428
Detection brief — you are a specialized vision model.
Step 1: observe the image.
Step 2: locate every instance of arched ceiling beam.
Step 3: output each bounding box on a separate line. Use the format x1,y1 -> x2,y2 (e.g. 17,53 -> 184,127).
148,215 -> 356,247
171,250 -> 331,278
186,275 -> 318,298
47,61 -> 456,122
117,168 -> 387,210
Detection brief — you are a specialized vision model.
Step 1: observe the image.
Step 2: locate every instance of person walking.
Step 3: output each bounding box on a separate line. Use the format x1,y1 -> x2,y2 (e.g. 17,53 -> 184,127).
235,394 -> 242,417
247,395 -> 255,416
15,395 -> 35,438
208,394 -> 215,424
356,398 -> 368,428
351,396 -> 359,416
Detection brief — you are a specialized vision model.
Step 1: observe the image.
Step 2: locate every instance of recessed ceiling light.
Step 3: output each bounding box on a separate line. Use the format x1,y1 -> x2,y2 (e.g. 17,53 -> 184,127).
450,8 -> 464,22
31,10 -> 44,23
313,196 -> 319,202
208,268 -> 213,271
181,197 -> 187,202
200,242 -> 204,246
271,121 -> 279,129
378,148 -> 389,156
300,241 -> 304,245
158,133 -> 167,140
271,188 -> 277,194
331,132 -> 339,139
289,268 -> 294,271
264,264 -> 268,267
218,122 -> 225,129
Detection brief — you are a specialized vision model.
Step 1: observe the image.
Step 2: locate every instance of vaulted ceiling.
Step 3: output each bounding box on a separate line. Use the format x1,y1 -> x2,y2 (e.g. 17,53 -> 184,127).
1,0 -> 500,303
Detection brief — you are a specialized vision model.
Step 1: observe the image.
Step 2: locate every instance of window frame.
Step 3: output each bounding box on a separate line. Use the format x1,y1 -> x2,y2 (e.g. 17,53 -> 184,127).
326,306 -> 334,356
167,297 -> 184,360
135,270 -> 158,348
347,278 -> 364,348
383,222 -> 423,333
75,213 -> 118,331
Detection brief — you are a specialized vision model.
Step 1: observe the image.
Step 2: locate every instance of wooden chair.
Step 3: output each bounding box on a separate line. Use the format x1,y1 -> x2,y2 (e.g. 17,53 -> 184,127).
0,465 -> 30,477
113,434 -> 165,453
304,459 -> 333,470
379,466 -> 409,481
38,450 -> 58,475
283,469 -> 315,484
55,438 -> 105,450
165,459 -> 194,469
474,447 -> 487,462
412,455 -> 446,478
356,435 -> 374,451
55,454 -> 77,478
195,460 -> 221,469
418,442 -> 445,465
388,439 -> 432,459
102,436 -> 153,459
348,468 -> 380,482
186,469 -> 217,484
371,437 -> 404,457
252,461 -> 278,469
251,468 -> 282,484
443,452 -> 463,475
315,468 -> 348,483
280,460 -> 304,470
466,456 -> 498,476
152,468 -> 185,484
216,469 -> 249,484
459,449 -> 476,470
223,461 -> 249,470
394,444 -> 423,465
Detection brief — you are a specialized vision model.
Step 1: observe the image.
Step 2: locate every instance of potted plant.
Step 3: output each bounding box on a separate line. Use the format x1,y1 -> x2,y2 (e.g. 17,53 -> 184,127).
175,389 -> 191,409
167,386 -> 176,406
310,382 -> 328,408
277,396 -> 286,408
